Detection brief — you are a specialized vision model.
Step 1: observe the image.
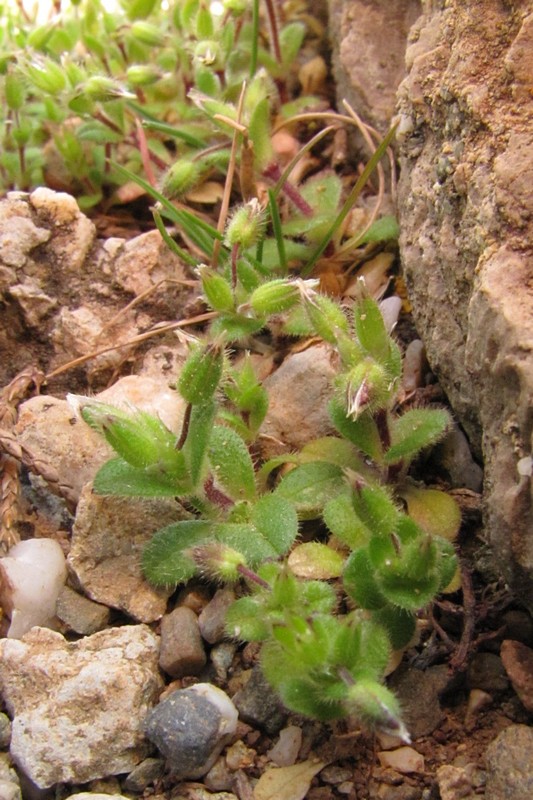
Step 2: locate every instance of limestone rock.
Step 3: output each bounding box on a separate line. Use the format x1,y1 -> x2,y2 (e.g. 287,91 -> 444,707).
259,344 -> 338,459
485,724 -> 533,800
396,1 -> 533,609
69,484 -> 185,623
0,625 -> 163,789
113,228 -> 190,297
328,0 -> 422,134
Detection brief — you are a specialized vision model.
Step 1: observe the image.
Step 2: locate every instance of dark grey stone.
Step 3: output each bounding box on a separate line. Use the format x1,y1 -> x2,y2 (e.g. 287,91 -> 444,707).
232,666 -> 287,735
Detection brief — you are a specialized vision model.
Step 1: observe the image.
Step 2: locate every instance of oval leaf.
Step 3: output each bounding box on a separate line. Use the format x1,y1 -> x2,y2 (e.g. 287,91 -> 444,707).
275,461 -> 345,519
208,424 -> 256,502
288,542 -> 344,579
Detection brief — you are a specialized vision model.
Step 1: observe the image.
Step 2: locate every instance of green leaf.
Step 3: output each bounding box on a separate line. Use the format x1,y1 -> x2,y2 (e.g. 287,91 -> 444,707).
77,120 -> 123,144
279,22 -> 306,67
93,457 -> 190,497
328,398 -> 384,462
288,542 -> 344,579
208,425 -> 256,502
213,521 -> 277,565
343,549 -> 387,610
299,437 -> 366,471
385,408 -> 452,465
183,400 -> 216,489
352,483 -> 400,538
142,519 -> 213,585
354,295 -> 391,362
251,494 -> 299,556
225,597 -> 270,641
323,491 -> 371,549
358,215 -> 400,244
372,606 -> 417,650
248,97 -> 272,169
275,461 -> 346,519
399,484 -> 461,541
334,618 -> 391,678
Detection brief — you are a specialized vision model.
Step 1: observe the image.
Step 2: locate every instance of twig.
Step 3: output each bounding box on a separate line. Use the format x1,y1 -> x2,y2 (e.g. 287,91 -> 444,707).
449,560 -> 477,673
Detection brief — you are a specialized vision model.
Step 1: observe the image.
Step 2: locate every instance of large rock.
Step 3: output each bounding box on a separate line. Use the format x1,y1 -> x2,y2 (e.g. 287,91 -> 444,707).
328,0 -> 422,133
395,1 -> 533,607
0,625 -> 162,788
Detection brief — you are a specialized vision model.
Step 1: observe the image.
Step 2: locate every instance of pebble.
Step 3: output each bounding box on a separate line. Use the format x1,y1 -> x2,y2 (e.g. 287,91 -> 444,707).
266,725 -> 302,767
485,724 -> 533,800
0,781 -> 21,800
142,684 -> 238,778
466,653 -> 509,693
500,639 -> 533,712
224,740 -> 255,771
433,425 -> 483,492
211,642 -> 238,683
377,747 -> 425,774
204,757 -> 234,792
464,689 -> 492,729
159,606 -> 207,678
232,665 -> 287,735
320,765 -> 353,784
122,758 -> 165,792
436,765 -> 473,800
55,584 -> 110,635
198,588 -> 236,644
0,713 -> 12,749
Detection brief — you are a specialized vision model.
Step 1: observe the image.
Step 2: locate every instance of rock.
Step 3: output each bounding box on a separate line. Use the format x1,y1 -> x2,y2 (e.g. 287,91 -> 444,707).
436,765 -> 474,800
55,585 -> 110,635
377,747 -> 424,774
142,684 -> 238,778
198,588 -> 236,645
232,666 -> 287,735
29,188 -> 95,273
485,724 -> 533,800
159,606 -> 207,678
68,795 -> 131,800
396,1 -> 533,610
500,640 -> 533,713
466,653 -> 509,693
122,758 -> 165,793
259,344 -> 338,459
210,642 -> 238,683
432,425 -> 484,492
0,781 -> 21,800
328,0 -> 422,134
388,665 -> 450,739
9,281 -> 57,327
267,725 -> 303,767
69,484 -> 183,623
0,625 -> 162,788
112,228 -> 190,297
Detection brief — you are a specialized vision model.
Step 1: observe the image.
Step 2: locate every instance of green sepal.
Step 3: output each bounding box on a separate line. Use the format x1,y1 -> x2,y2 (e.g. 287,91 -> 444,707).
178,341 -> 224,405
346,679 -> 408,740
275,461 -> 345,519
208,425 -> 256,502
334,618 -> 391,679
385,408 -> 452,465
142,520 -> 213,586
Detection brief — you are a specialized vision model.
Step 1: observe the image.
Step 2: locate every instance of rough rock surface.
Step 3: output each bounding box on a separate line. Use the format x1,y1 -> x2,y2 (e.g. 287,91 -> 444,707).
485,724 -> 533,800
0,188 -> 193,388
69,484 -> 187,622
394,1 -> 533,609
328,0 -> 422,133
0,625 -> 162,788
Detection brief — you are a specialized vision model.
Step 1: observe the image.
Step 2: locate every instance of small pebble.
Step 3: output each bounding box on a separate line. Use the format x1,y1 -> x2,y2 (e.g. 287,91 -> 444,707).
211,642 -> 237,683
204,756 -> 234,792
143,684 -> 238,778
198,588 -> 236,644
122,758 -> 165,792
0,713 -> 11,749
377,747 -> 425,774
0,780 -> 21,800
159,606 -> 206,678
267,725 -> 302,767
436,765 -> 473,800
464,689 -> 492,729
500,639 -> 533,712
320,765 -> 353,784
56,585 -> 110,635
224,740 -> 255,771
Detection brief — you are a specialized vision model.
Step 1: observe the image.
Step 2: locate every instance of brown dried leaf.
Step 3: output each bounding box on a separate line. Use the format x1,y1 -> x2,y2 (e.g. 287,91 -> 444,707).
253,760 -> 326,800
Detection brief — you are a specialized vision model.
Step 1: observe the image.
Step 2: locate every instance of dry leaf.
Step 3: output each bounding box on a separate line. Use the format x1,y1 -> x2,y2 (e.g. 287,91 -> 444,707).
185,181 -> 224,204
253,759 -> 326,800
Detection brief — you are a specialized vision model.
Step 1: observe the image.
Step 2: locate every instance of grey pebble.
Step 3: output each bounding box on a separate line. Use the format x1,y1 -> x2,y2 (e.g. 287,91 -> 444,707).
122,758 -> 164,792
198,588 -> 236,644
467,653 -> 509,693
56,585 -> 110,635
388,664 -> 451,739
232,665 -> 287,735
142,684 -> 237,778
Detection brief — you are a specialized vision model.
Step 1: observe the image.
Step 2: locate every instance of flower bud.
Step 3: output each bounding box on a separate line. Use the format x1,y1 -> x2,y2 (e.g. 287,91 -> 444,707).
345,358 -> 391,419
83,75 -> 133,101
197,265 -> 234,313
160,159 -> 201,199
248,279 -> 300,317
225,199 -> 266,250
304,293 -> 348,344
126,64 -> 161,87
26,58 -> 67,95
347,680 -> 410,743
177,339 -> 225,405
193,40 -> 220,67
186,542 -> 246,583
130,20 -> 167,46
